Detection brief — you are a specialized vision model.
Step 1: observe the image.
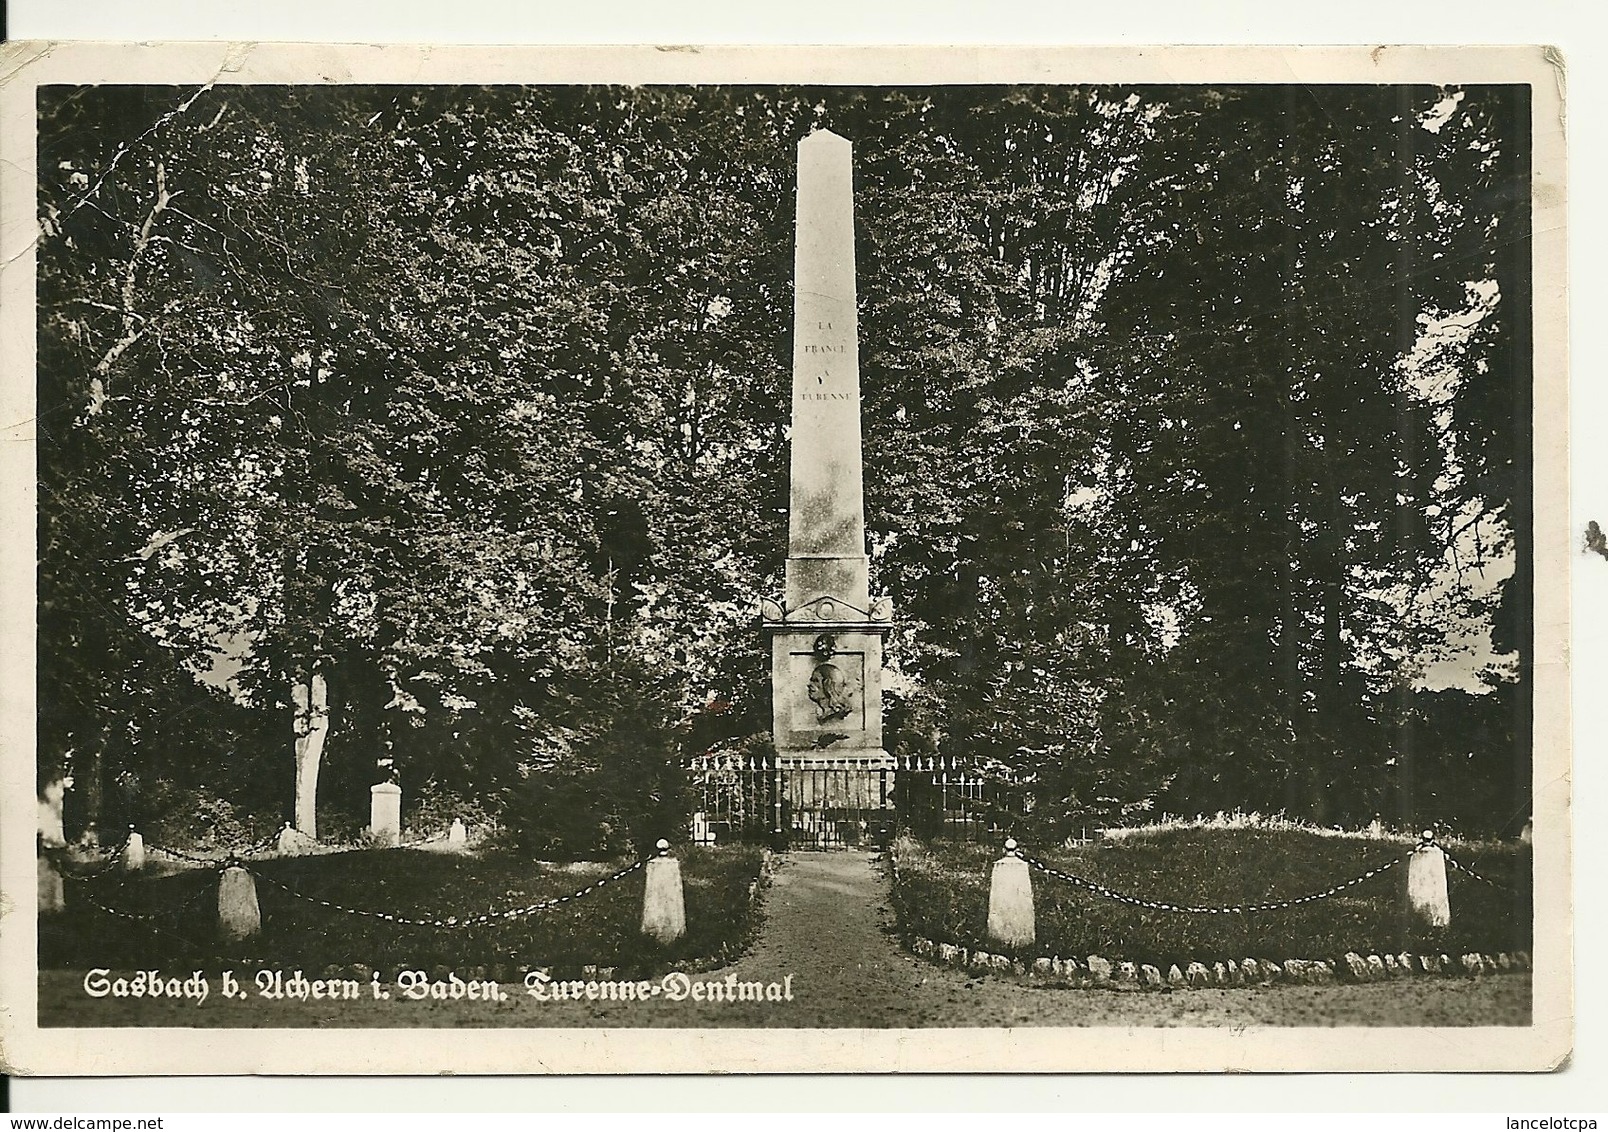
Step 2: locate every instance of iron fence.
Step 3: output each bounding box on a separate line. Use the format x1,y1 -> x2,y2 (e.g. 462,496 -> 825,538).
687,750 -> 1012,849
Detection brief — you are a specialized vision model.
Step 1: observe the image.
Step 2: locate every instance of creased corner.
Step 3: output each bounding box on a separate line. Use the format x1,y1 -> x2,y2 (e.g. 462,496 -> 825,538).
1542,45 -> 1567,124
0,40 -> 55,89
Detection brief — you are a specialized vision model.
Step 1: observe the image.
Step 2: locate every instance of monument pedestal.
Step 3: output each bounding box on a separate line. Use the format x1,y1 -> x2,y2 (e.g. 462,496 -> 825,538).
761,600 -> 895,847
762,600 -> 893,762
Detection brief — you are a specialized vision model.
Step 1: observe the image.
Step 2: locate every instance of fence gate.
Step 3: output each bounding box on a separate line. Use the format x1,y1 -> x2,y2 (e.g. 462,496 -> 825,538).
688,751 -> 1009,849
777,759 -> 893,850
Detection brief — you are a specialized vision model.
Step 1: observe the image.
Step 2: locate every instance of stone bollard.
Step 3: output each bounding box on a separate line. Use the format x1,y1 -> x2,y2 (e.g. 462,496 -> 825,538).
218,866 -> 261,941
1407,829 -> 1451,929
986,838 -> 1035,948
121,828 -> 146,872
370,782 -> 402,847
448,818 -> 467,848
277,823 -> 311,856
38,852 -> 65,913
640,839 -> 686,945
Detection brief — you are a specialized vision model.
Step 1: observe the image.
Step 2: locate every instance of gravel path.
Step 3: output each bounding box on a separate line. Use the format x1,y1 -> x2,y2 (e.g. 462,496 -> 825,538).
42,851 -> 1530,1028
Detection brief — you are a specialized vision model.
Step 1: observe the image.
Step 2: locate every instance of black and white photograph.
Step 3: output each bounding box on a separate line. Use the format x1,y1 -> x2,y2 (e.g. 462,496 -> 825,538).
0,43 -> 1571,1076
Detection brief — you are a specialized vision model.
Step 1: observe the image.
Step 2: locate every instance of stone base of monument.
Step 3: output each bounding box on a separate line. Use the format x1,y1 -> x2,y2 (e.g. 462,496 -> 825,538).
370,782 -> 402,847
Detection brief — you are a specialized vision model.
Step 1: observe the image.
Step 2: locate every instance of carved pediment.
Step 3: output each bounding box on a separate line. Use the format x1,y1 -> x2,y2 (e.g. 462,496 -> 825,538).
759,594 -> 894,624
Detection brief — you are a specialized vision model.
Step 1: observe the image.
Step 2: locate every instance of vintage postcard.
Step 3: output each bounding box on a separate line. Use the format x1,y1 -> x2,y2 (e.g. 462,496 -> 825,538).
0,42 -> 1570,1075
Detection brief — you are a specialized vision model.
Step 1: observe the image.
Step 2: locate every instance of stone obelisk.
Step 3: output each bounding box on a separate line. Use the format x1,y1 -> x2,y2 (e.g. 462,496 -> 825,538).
761,130 -> 894,794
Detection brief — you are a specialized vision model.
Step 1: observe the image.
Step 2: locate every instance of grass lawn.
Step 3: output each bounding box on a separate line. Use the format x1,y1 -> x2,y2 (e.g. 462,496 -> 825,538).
890,828 -> 1531,968
42,843 -> 768,983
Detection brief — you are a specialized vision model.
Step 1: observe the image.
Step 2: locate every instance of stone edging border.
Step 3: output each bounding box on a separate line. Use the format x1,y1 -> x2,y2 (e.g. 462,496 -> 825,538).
904,937 -> 1532,989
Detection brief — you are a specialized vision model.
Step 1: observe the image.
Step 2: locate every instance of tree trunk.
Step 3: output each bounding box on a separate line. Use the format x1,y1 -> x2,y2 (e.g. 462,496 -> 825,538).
292,668 -> 330,838
81,746 -> 105,846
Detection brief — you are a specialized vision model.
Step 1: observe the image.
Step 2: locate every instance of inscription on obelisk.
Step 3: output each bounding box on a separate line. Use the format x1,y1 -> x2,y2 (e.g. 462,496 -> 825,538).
761,130 -> 893,768
786,129 -> 868,614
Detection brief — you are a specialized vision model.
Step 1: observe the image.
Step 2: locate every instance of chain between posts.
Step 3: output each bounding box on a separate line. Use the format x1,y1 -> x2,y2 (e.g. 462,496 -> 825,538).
148,826 -> 455,866
146,843 -> 221,866
222,829 -> 284,867
57,844 -> 655,966
71,882 -> 215,924
248,857 -> 647,929
45,829 -> 133,878
1443,850 -> 1514,892
71,857 -> 646,928
73,831 -> 131,860
64,826 -> 630,931
146,828 -> 283,868
1019,851 -> 1406,915
1418,828 -> 1516,893
65,886 -> 269,967
72,893 -> 172,923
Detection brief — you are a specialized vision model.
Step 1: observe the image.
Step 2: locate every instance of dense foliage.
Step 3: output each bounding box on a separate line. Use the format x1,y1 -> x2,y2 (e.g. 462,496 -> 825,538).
37,84 -> 1529,843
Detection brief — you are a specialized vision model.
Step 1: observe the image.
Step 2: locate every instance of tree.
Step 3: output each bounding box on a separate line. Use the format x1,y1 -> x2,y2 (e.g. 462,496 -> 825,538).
39,85 -> 801,838
37,83 -> 1530,844
1091,85 -> 1526,824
